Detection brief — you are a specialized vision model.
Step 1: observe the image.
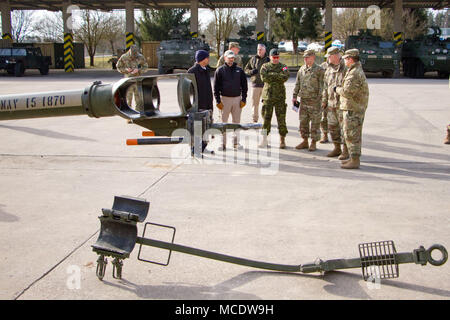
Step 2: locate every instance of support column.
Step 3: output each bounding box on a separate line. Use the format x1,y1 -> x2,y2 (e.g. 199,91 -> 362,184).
62,0 -> 74,72
125,0 -> 135,50
256,0 -> 265,41
190,0 -> 198,38
393,0 -> 403,46
1,0 -> 12,41
324,0 -> 333,51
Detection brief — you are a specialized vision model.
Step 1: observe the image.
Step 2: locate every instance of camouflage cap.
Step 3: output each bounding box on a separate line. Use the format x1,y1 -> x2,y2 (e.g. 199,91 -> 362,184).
228,42 -> 240,49
303,49 -> 316,57
342,48 -> 360,59
324,46 -> 340,58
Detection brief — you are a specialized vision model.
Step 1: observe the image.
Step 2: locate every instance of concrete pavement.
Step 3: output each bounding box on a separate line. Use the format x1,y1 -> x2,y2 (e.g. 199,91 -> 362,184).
0,69 -> 449,300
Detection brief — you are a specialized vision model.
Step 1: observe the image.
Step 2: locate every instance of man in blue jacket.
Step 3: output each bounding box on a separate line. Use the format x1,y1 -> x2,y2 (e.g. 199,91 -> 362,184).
213,50 -> 248,151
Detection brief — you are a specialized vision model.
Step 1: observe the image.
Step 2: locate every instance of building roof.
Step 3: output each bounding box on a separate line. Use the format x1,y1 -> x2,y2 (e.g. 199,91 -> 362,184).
5,0 -> 449,11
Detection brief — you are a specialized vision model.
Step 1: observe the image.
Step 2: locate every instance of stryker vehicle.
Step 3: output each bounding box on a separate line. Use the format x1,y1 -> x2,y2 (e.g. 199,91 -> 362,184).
345,30 -> 400,78
224,38 -> 278,68
402,26 -> 450,78
157,36 -> 210,74
0,47 -> 51,76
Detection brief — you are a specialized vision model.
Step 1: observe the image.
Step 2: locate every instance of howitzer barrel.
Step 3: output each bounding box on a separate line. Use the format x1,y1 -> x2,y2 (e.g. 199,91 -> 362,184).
0,82 -> 118,120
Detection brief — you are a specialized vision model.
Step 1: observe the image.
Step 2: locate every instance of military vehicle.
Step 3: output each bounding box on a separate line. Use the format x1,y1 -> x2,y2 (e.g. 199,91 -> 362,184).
157,29 -> 210,74
0,47 -> 51,76
402,27 -> 450,78
346,30 -> 400,78
224,38 -> 278,68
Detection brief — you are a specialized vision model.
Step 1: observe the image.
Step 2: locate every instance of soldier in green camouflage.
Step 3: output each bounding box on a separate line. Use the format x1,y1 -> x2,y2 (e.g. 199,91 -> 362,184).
319,60 -> 329,144
292,49 -> 325,151
334,49 -> 369,169
116,45 -> 149,116
322,46 -> 347,158
258,48 -> 290,149
216,42 -> 243,68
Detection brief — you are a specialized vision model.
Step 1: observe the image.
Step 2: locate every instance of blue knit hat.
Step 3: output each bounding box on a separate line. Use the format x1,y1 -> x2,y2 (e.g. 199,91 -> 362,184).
195,50 -> 209,62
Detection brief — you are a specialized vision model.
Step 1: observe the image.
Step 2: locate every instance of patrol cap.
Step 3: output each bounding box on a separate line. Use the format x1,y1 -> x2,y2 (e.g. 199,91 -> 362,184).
269,48 -> 280,56
303,49 -> 316,57
342,48 -> 360,59
324,46 -> 340,58
224,50 -> 235,58
228,42 -> 240,49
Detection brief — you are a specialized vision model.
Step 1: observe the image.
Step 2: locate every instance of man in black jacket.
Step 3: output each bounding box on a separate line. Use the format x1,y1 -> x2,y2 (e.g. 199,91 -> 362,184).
213,50 -> 248,150
188,50 -> 214,154
244,44 -> 270,123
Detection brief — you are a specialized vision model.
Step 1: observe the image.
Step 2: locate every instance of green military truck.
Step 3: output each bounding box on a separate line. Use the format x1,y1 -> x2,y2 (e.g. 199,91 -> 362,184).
0,47 -> 51,76
345,30 -> 400,78
224,38 -> 278,68
402,27 -> 450,78
157,38 -> 210,74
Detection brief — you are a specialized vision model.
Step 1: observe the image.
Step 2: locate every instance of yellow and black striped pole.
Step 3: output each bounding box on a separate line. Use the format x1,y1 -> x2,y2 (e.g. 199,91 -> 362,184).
126,32 -> 134,51
394,32 -> 403,47
190,31 -> 198,38
324,31 -> 332,51
64,32 -> 74,73
2,33 -> 12,41
257,31 -> 265,41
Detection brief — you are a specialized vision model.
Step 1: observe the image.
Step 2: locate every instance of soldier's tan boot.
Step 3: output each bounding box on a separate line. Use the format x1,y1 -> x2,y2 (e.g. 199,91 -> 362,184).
338,144 -> 349,160
341,156 -> 360,169
308,140 -> 317,151
445,128 -> 450,144
319,133 -> 329,143
258,135 -> 269,148
295,138 -> 309,150
327,143 -> 342,157
280,136 -> 286,149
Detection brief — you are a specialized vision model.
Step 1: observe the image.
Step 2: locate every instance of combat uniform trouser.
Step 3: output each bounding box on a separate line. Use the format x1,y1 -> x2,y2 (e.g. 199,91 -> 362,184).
327,107 -> 343,144
126,83 -> 144,112
299,101 -> 321,141
261,101 -> 288,137
343,110 -> 365,158
321,108 -> 328,135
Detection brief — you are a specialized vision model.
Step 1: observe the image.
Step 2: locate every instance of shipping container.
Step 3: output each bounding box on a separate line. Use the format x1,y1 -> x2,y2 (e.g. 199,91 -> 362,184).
141,41 -> 160,68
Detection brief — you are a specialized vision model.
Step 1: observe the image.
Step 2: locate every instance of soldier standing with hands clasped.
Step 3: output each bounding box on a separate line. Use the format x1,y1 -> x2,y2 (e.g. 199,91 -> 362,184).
334,49 -> 369,169
292,49 -> 325,152
258,48 -> 290,149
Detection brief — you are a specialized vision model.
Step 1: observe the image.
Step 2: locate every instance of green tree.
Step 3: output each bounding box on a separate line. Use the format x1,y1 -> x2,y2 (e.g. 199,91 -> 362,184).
301,8 -> 323,41
137,9 -> 190,41
273,8 -> 304,54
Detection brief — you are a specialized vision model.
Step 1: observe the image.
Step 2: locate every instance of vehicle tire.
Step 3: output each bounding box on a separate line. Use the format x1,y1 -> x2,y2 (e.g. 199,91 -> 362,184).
39,64 -> 49,75
6,68 -> 14,75
402,60 -> 410,77
382,70 -> 394,78
438,71 -> 449,79
414,60 -> 424,78
14,62 -> 25,77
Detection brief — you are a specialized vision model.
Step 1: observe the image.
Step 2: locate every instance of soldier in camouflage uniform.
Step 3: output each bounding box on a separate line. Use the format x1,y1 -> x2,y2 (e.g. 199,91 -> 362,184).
216,42 -> 243,68
258,48 -> 290,149
334,49 -> 369,169
322,46 -> 347,158
116,45 -> 149,116
319,60 -> 329,143
292,49 -> 325,151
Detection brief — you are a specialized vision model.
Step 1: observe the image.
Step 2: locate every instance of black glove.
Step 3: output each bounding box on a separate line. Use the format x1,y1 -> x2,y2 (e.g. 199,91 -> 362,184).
252,69 -> 258,75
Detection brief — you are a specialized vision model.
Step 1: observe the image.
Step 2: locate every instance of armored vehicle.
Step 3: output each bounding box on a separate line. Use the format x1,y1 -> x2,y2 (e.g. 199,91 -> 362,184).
346,30 -> 400,78
0,47 -> 51,76
224,38 -> 278,68
402,27 -> 450,78
157,37 -> 210,74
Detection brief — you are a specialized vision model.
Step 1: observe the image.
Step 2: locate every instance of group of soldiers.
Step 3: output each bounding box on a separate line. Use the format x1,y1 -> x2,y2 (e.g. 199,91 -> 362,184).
114,43 -> 370,169
252,45 -> 369,169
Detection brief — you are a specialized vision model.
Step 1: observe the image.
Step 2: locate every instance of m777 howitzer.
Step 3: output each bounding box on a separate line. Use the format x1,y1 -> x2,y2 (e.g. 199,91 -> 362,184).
93,196 -> 448,282
0,73 -> 261,153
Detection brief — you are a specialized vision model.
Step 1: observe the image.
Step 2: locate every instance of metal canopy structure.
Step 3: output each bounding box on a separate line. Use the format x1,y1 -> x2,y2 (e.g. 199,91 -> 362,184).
6,0 -> 450,10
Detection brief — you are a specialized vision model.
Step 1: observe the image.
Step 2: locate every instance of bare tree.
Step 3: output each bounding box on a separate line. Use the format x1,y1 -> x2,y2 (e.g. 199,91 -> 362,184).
212,8 -> 238,56
11,10 -> 36,42
332,9 -> 366,41
102,13 -> 125,55
32,11 -> 64,42
74,10 -> 111,67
